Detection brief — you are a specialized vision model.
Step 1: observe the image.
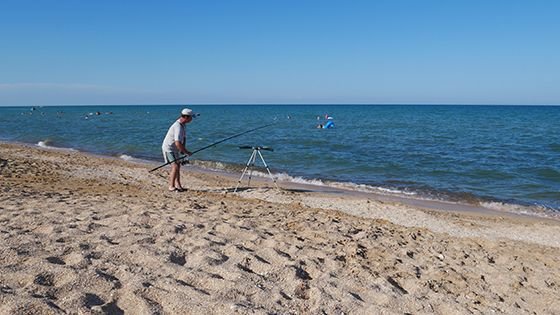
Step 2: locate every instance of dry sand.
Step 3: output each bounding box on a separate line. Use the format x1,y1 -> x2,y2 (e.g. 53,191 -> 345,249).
1,142 -> 560,314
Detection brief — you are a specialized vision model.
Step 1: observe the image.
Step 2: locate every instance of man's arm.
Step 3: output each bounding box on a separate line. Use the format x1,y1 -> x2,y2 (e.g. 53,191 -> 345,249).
174,140 -> 192,156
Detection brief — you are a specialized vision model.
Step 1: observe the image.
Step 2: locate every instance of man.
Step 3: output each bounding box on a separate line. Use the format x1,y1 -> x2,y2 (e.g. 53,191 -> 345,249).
162,108 -> 195,192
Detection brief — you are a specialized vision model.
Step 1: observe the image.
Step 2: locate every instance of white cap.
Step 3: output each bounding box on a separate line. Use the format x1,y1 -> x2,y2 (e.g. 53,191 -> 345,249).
181,108 -> 193,116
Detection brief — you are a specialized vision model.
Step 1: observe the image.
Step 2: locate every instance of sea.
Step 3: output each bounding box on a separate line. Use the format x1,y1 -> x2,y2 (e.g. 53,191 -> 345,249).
1,105 -> 559,217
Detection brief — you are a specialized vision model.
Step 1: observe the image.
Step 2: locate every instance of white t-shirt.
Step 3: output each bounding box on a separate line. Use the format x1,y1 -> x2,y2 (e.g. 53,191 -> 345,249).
162,120 -> 185,153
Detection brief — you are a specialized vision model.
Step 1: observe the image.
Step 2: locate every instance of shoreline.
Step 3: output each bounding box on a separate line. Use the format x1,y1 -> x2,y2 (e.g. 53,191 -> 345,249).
2,141 -> 560,243
3,139 -> 558,223
2,141 -> 560,313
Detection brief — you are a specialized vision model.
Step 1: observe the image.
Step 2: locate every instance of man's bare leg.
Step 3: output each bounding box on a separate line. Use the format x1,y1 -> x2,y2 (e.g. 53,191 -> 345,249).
169,163 -> 180,190
174,165 -> 182,189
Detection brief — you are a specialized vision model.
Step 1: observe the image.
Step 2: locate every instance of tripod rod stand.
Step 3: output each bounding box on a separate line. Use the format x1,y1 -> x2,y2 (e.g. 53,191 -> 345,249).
234,146 -> 279,192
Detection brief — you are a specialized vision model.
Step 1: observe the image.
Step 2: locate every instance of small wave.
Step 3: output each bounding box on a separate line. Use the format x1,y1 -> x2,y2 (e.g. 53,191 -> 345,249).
481,201 -> 560,219
37,140 -> 53,148
254,171 -> 419,196
186,158 -> 560,219
375,187 -> 417,195
36,140 -> 77,152
119,154 -> 135,161
118,154 -> 153,164
275,173 -> 326,186
251,172 -> 560,218
190,159 -> 423,197
191,160 -> 237,172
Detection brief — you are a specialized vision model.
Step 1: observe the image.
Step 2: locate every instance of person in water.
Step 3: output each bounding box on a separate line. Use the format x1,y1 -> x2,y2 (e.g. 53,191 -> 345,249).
161,108 -> 195,192
317,114 -> 334,128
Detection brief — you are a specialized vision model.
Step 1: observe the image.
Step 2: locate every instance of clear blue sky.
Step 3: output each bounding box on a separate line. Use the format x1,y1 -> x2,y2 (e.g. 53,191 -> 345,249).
1,0 -> 559,105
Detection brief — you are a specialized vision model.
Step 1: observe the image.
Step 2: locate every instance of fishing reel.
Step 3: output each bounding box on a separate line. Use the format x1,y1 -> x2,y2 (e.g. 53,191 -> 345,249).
178,154 -> 190,165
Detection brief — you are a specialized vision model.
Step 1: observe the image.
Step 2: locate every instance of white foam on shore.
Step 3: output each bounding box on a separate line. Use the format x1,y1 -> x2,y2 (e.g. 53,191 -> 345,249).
277,173 -> 418,197
246,171 -> 328,187
37,140 -> 53,148
37,140 -> 76,151
117,154 -> 156,164
221,166 -> 560,219
275,173 -> 326,186
481,201 -> 560,219
375,187 -> 417,195
244,170 -> 419,197
14,139 -> 560,220
119,154 -> 135,161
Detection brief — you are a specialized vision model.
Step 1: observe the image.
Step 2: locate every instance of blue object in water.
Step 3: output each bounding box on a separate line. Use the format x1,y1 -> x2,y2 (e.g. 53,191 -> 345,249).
323,120 -> 334,128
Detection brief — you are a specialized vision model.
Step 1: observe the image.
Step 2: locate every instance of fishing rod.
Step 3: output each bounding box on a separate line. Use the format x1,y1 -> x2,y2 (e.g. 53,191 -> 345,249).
149,121 -> 278,173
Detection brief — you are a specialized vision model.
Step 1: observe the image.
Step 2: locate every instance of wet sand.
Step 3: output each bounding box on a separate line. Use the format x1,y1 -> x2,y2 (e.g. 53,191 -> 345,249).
1,142 -> 559,314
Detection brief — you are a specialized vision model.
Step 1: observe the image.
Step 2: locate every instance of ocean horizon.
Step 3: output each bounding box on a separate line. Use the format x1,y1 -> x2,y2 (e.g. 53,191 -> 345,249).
1,104 -> 559,217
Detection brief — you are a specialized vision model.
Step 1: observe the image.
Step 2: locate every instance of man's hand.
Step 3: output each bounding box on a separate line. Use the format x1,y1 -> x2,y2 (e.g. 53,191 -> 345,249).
179,151 -> 191,165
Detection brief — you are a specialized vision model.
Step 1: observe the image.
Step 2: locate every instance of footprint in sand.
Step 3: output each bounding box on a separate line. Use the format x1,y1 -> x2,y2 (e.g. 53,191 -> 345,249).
84,251 -> 102,261
95,269 -> 122,289
79,243 -> 91,250
349,291 -> 365,302
174,224 -> 187,234
34,272 -> 55,286
293,265 -> 312,280
203,236 -> 227,247
84,293 -> 105,309
0,285 -> 14,294
96,301 -> 124,315
253,254 -> 271,265
205,251 -> 229,266
279,291 -> 292,300
169,251 -> 187,266
100,234 -> 119,245
46,256 -> 66,265
274,248 -> 292,260
235,244 -> 254,253
175,279 -> 211,296
236,262 -> 256,274
294,282 -> 310,300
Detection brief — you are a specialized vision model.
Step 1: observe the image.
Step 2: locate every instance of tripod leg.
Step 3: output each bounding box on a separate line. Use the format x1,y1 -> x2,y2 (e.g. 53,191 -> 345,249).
235,150 -> 257,192
257,150 -> 279,189
247,149 -> 257,187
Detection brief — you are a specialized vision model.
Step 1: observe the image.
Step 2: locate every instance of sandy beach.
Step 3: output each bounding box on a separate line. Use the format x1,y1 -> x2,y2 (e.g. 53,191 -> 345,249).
1,142 -> 560,314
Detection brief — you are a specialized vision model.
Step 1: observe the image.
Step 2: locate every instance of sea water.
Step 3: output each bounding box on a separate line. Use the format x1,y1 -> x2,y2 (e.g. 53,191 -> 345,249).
1,105 -> 559,216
